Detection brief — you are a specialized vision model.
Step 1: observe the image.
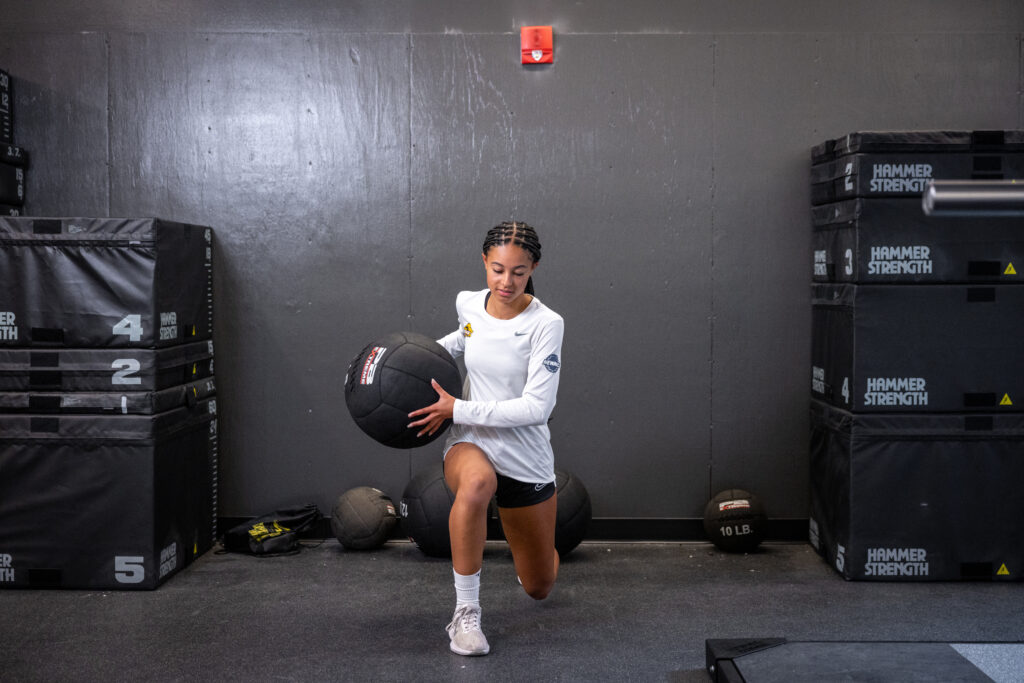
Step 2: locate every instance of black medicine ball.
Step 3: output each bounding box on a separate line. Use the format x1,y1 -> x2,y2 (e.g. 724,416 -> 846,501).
555,467 -> 592,557
400,461 -> 455,558
331,486 -> 399,550
345,331 -> 462,449
703,489 -> 767,553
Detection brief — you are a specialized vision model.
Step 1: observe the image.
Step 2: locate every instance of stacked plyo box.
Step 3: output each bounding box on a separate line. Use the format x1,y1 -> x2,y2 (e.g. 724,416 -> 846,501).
807,131 -> 1024,581
0,68 -> 10,143
1,68 -> 29,216
0,217 -> 217,589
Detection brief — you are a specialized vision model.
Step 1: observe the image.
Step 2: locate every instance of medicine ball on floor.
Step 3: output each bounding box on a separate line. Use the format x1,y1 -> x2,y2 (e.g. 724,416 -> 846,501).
331,487 -> 398,550
344,331 -> 463,449
400,460 -> 455,557
703,489 -> 767,553
555,467 -> 592,557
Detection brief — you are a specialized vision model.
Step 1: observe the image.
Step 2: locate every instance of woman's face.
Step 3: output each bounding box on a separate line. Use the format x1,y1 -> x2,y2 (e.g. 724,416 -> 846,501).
482,243 -> 537,307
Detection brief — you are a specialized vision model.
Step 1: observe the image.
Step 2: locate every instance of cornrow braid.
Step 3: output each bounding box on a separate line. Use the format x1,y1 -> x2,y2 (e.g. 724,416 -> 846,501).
482,221 -> 542,295
482,221 -> 541,263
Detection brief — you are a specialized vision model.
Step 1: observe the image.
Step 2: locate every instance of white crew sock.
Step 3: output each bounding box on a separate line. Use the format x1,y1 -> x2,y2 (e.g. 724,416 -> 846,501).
453,568 -> 481,609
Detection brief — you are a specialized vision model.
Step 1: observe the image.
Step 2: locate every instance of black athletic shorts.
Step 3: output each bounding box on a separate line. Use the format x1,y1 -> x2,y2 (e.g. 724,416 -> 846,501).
495,473 -> 556,508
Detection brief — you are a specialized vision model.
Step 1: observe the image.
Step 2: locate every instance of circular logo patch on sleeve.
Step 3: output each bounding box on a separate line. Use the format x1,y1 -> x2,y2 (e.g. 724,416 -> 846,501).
543,354 -> 561,373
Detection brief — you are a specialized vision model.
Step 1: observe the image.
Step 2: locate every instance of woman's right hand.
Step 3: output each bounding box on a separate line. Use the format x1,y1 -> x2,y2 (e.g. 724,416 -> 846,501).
407,379 -> 456,437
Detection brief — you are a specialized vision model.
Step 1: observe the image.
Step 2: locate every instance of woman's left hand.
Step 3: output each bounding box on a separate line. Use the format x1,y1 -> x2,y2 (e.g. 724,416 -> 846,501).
407,379 -> 456,437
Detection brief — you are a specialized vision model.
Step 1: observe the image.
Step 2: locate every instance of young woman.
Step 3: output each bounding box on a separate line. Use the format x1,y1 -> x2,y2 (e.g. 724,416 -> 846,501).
407,221 -> 564,656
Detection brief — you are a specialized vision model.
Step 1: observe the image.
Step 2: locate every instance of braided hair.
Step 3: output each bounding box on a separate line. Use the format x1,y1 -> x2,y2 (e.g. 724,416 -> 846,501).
482,221 -> 542,295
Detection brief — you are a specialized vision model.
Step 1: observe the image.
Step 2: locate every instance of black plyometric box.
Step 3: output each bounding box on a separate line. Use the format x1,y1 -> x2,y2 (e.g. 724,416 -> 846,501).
0,162 -> 24,206
0,146 -> 25,212
812,199 -> 1024,284
0,69 -> 10,144
811,151 -> 1024,206
1,144 -> 28,168
811,130 -> 1024,205
0,376 -> 215,415
0,217 -> 213,348
811,130 -> 1024,164
811,283 -> 1024,412
0,397 -> 218,590
0,340 -> 214,392
808,400 -> 1024,581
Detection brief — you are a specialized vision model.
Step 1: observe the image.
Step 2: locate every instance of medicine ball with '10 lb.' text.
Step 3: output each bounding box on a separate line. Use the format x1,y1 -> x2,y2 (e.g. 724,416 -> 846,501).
331,487 -> 399,550
344,331 -> 463,449
703,489 -> 767,553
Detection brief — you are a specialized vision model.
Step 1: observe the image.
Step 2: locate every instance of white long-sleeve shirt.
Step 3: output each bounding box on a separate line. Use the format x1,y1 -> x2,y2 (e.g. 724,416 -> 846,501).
438,289 -> 564,484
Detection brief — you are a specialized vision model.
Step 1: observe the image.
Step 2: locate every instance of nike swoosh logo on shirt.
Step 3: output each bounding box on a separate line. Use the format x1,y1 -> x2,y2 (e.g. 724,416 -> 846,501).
514,331 -> 528,336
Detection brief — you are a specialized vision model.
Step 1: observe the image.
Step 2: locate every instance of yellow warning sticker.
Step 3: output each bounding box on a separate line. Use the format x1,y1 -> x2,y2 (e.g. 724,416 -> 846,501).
1006,263 -> 1017,275
1000,394 -> 1013,406
997,563 -> 1010,576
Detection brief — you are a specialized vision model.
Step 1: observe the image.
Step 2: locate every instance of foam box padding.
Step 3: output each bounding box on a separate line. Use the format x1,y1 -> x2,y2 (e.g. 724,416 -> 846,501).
0,376 -> 215,415
811,151 -> 1024,206
0,217 -> 212,348
0,340 -> 214,392
809,400 -> 1024,581
811,283 -> 1024,412
812,199 -> 1024,284
0,162 -> 24,206
0,397 -> 218,589
811,130 -> 1024,164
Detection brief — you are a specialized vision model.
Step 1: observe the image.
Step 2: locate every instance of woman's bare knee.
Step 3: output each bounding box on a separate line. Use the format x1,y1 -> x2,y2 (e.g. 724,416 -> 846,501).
445,444 -> 497,509
454,473 -> 496,508
521,574 -> 555,600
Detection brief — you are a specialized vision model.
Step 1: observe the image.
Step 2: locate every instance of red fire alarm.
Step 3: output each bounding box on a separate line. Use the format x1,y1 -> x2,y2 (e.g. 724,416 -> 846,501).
521,26 -> 553,64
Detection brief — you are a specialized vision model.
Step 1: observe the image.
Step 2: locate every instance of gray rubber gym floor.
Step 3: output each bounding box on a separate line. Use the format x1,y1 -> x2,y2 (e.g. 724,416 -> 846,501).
1,541 -> 1020,682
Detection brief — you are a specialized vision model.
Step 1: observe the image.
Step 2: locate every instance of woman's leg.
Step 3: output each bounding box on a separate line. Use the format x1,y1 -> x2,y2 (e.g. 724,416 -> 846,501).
499,492 -> 559,600
443,443 -> 497,656
444,443 -> 498,575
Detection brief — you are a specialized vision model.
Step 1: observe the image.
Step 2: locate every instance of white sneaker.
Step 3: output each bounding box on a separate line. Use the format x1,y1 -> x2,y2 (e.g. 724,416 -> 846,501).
446,604 -> 490,656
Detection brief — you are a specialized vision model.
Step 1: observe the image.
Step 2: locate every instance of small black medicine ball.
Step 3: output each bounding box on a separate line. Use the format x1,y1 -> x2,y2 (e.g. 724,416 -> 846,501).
331,487 -> 399,550
555,467 -> 592,557
344,331 -> 463,449
400,461 -> 455,558
703,489 -> 767,553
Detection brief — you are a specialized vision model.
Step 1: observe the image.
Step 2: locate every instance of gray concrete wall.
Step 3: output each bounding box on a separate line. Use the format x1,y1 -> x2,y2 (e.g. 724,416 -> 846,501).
2,1 -> 1022,530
